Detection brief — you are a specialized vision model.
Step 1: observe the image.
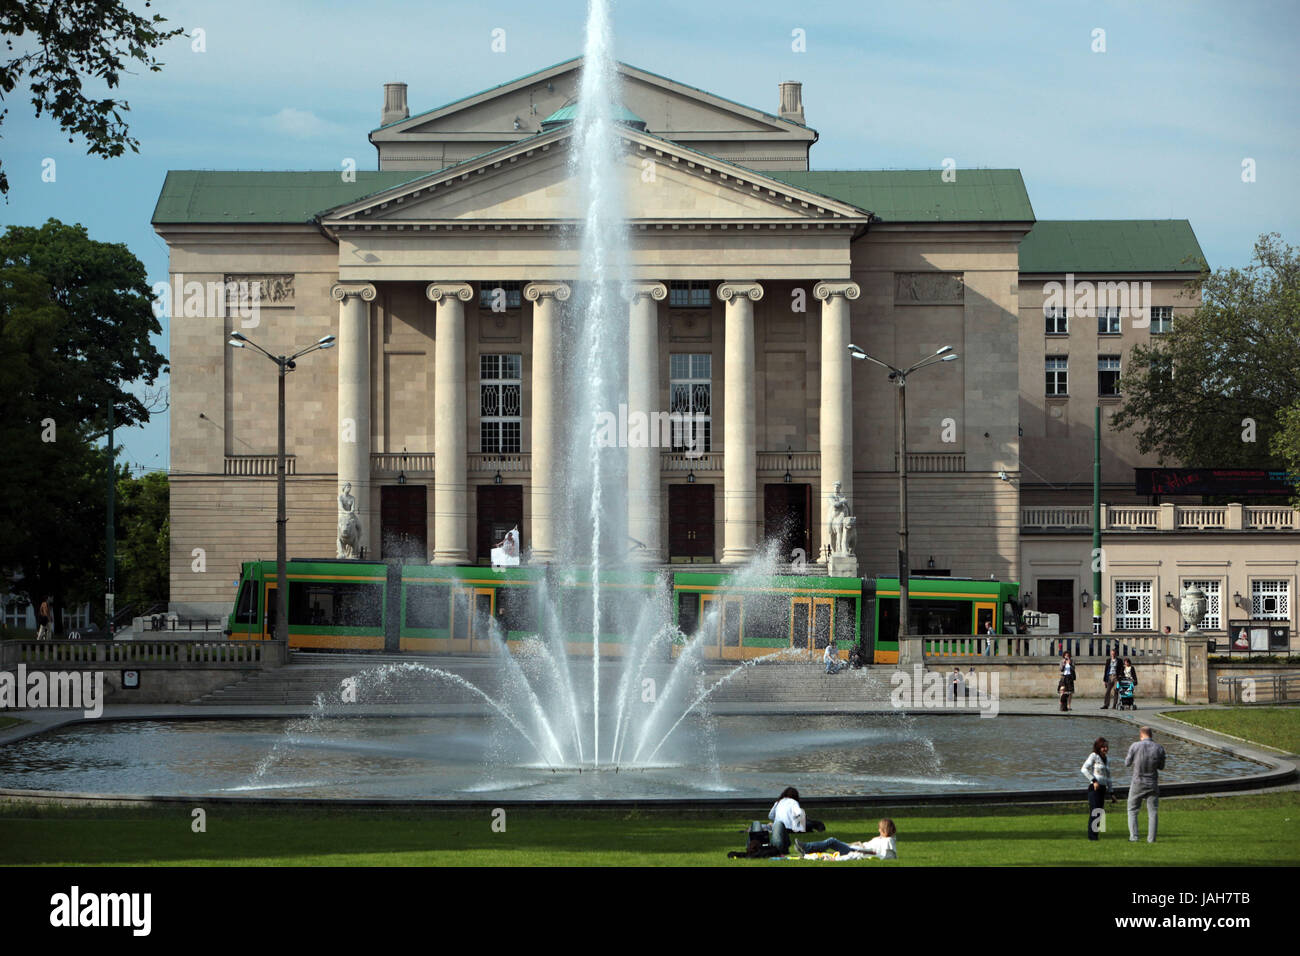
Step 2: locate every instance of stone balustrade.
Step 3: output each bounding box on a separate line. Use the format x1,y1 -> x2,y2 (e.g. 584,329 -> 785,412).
1022,504 -> 1300,532
223,455 -> 297,476
1,638 -> 284,670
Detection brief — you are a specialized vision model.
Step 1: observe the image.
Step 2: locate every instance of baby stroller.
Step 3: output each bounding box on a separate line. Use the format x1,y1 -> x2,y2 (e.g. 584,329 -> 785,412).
1116,678 -> 1136,711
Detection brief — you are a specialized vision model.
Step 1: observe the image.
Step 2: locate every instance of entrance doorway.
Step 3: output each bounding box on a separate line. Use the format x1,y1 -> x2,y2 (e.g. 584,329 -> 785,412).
764,483 -> 811,563
381,486 -> 428,561
668,484 -> 715,562
1037,579 -> 1076,633
476,485 -> 523,564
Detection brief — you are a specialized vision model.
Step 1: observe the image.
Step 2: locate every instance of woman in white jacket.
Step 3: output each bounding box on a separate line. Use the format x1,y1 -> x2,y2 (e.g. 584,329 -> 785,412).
1081,737 -> 1113,841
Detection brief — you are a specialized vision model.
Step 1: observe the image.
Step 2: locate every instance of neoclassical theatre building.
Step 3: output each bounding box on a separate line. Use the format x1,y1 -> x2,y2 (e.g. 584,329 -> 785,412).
156,57 -> 1297,645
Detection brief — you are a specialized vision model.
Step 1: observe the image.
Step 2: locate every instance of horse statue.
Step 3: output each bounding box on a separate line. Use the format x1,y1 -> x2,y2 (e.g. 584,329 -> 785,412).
337,482 -> 362,558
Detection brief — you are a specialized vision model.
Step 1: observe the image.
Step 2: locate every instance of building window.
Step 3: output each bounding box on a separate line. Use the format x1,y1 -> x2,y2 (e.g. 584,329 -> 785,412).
1098,355 -> 1121,397
669,353 -> 712,452
1181,579 -> 1221,630
479,281 -> 523,311
1251,580 -> 1290,620
480,354 -> 522,454
668,281 -> 711,308
1046,357 -> 1068,396
3,596 -> 28,629
1098,307 -> 1121,335
61,605 -> 90,632
1150,306 -> 1173,334
1114,580 -> 1153,630
1045,306 -> 1069,335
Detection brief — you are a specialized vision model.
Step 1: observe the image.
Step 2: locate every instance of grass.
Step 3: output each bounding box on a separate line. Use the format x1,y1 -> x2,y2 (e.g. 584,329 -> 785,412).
0,792 -> 1296,866
0,717 -> 26,731
1163,707 -> 1300,754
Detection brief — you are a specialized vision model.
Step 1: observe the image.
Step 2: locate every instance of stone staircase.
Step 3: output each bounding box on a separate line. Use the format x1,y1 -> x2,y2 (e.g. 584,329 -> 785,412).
192,653 -> 894,707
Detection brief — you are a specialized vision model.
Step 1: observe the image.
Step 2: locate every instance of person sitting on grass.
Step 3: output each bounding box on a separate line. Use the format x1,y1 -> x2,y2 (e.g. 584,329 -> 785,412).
767,786 -> 807,854
796,818 -> 898,859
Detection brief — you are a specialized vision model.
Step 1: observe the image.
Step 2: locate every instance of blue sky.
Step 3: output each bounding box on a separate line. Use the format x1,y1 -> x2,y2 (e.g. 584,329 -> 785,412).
3,0 -> 1297,473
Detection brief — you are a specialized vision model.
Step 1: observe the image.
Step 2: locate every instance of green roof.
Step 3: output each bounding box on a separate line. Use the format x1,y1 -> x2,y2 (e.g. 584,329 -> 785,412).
1018,220 -> 1205,273
764,169 -> 1034,222
152,170 -> 424,225
540,102 -> 647,130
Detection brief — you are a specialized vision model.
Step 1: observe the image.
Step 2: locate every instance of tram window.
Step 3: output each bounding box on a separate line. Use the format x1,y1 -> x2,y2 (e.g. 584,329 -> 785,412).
834,598 -> 856,644
405,584 -> 450,630
910,599 -> 967,635
496,587 -> 537,634
289,582 -> 383,628
235,581 -> 256,624
742,593 -> 786,643
560,588 -> 590,633
677,593 -> 700,635
791,601 -> 810,646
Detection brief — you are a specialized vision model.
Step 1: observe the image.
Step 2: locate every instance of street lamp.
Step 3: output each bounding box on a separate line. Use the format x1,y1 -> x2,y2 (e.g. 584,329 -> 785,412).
848,343 -> 959,645
228,331 -> 335,645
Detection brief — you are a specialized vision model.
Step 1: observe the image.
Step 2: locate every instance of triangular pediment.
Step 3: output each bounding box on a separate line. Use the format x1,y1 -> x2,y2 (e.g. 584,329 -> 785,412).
324,127 -> 871,227
374,57 -> 810,141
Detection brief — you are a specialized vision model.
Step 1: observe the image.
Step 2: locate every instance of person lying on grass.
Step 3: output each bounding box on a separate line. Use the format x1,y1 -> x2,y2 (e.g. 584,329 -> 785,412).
796,818 -> 898,859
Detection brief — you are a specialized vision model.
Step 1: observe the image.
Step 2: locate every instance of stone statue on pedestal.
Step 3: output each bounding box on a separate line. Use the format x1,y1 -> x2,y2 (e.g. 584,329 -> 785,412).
827,480 -> 854,556
337,482 -> 362,558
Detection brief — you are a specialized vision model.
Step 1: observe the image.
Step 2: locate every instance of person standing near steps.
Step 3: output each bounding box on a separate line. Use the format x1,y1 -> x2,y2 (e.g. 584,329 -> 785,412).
1125,727 -> 1166,843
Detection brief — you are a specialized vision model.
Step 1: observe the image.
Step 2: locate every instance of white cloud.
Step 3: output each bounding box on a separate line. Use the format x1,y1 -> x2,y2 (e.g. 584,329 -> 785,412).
261,107 -> 348,139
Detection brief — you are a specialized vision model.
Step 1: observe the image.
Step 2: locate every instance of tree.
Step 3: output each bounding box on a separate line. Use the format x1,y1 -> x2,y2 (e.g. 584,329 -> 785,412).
1111,233 -> 1300,471
1273,401 -> 1300,505
0,0 -> 184,195
0,218 -> 166,627
114,469 -> 169,612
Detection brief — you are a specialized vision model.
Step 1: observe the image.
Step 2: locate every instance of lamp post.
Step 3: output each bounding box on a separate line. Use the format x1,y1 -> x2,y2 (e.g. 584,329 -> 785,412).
848,344 -> 959,645
228,332 -> 335,645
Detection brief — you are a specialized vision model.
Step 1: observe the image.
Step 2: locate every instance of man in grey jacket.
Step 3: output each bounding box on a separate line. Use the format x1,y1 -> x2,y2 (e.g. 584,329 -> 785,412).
1125,727 -> 1167,842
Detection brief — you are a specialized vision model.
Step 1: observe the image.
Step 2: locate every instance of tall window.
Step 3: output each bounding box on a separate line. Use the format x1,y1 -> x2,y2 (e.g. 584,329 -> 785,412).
1046,357 -> 1068,396
480,354 -> 522,454
1181,579 -> 1221,630
1251,580 -> 1290,620
1098,307 -> 1121,335
3,596 -> 27,629
1150,306 -> 1173,334
668,280 -> 711,308
1114,580 -> 1153,630
1044,305 -> 1069,335
1098,355 -> 1121,396
479,281 -> 523,311
669,353 -> 712,452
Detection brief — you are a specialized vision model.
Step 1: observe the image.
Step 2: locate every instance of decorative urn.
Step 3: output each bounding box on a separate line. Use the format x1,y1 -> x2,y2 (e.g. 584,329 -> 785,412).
1180,587 -> 1207,634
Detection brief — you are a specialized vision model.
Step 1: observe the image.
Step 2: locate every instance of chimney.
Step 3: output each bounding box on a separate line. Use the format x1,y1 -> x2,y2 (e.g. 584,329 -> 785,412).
382,82 -> 409,126
778,81 -> 804,124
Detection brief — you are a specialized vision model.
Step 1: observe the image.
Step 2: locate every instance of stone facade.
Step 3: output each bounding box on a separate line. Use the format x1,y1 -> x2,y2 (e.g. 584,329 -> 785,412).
156,59 -> 1291,650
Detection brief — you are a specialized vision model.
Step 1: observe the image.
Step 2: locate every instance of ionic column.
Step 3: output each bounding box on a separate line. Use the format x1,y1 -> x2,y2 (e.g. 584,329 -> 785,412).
426,282 -> 474,565
718,281 -> 764,565
523,281 -> 571,563
626,281 -> 667,564
815,280 -> 861,554
331,282 -> 377,555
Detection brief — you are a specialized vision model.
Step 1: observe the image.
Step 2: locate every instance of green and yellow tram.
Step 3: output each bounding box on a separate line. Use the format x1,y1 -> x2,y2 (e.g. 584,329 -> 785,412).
227,559 -> 1018,663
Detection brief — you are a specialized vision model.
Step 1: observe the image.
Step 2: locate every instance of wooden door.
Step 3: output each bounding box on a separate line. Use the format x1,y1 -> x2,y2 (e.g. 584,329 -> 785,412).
477,485 -> 523,564
381,486 -> 428,561
668,484 -> 715,562
764,483 -> 811,562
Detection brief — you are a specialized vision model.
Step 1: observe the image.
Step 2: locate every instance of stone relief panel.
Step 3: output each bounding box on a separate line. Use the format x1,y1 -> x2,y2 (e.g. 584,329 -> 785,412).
894,272 -> 965,304
223,273 -> 294,306
669,310 -> 711,342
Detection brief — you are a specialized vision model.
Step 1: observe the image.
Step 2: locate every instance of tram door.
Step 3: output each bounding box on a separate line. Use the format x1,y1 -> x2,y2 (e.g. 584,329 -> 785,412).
450,587 -> 496,653
790,597 -> 834,654
720,596 -> 743,661
974,602 -> 996,636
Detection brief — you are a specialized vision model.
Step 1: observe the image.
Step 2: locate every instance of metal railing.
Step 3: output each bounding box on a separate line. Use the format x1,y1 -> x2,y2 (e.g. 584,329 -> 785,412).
1216,672 -> 1300,705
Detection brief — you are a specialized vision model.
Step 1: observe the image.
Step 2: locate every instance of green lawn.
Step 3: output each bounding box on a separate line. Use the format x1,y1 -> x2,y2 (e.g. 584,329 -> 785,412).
1163,707 -> 1300,754
0,717 -> 25,732
1,792 -> 1296,866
